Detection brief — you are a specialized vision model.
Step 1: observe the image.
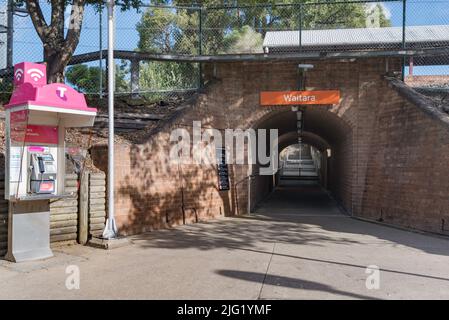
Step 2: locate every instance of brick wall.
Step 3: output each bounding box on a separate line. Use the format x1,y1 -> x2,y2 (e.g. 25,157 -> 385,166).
92,139 -> 233,235
359,82 -> 449,234
91,57 -> 449,236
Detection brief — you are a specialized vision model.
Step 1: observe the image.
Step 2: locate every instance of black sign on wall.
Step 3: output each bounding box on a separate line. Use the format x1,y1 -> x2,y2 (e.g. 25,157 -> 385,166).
216,148 -> 230,191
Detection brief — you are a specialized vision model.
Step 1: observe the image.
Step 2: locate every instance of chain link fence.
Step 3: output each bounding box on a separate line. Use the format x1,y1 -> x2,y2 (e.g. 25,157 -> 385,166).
0,0 -> 448,99
403,0 -> 449,92
0,0 -> 13,97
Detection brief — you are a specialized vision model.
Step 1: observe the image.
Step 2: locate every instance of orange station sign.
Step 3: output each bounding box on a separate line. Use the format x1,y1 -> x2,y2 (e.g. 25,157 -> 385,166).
260,90 -> 340,106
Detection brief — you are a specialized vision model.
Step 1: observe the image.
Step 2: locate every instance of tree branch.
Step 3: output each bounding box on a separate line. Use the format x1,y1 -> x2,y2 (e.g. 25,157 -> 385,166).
50,0 -> 65,41
62,0 -> 86,63
25,0 -> 50,43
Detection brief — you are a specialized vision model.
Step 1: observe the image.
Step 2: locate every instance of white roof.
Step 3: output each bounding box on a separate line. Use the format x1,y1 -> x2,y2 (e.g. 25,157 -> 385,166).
263,25 -> 449,50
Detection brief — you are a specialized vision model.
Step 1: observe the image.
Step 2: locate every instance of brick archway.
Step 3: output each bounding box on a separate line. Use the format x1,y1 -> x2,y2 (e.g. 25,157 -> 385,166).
246,107 -> 354,212
92,58 -> 449,236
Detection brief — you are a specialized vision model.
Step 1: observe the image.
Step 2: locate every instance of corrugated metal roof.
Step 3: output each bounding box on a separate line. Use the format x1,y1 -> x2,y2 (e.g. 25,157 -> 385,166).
263,25 -> 449,49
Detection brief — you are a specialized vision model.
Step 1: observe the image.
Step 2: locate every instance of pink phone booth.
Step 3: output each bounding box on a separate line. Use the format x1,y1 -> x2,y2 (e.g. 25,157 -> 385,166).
4,62 -> 97,263
13,62 -> 47,86
8,62 -> 96,113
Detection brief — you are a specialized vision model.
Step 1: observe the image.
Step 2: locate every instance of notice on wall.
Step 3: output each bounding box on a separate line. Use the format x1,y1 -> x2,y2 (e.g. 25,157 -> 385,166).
216,148 -> 230,191
9,146 -> 23,183
10,110 -> 28,146
24,125 -> 58,144
10,110 -> 58,145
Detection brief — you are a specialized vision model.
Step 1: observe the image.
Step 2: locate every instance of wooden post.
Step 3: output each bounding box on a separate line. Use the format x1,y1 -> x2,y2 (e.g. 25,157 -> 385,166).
78,171 -> 89,245
89,173 -> 107,237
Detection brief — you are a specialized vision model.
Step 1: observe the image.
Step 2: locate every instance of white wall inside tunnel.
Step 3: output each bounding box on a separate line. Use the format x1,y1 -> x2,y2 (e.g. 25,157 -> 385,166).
278,143 -> 324,183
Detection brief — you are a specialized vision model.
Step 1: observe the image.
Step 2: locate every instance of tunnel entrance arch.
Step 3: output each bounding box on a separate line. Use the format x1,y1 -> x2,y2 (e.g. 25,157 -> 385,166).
247,107 -> 353,213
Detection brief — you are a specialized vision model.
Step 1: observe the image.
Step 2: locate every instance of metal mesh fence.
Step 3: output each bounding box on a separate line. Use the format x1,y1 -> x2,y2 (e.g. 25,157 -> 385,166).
299,1 -> 405,52
201,1 -> 405,54
0,0 -> 11,102
0,0 -> 448,98
200,5 -> 294,55
122,5 -> 200,55
0,1 -> 8,70
403,0 -> 449,90
138,61 -> 200,91
66,3 -> 105,96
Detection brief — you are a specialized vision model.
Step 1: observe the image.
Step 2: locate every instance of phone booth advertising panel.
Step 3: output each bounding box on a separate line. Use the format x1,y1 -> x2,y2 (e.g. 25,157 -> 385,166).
4,62 -> 97,262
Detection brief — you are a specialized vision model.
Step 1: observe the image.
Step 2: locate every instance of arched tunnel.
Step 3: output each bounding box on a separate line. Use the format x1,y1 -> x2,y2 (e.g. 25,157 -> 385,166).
249,107 -> 353,215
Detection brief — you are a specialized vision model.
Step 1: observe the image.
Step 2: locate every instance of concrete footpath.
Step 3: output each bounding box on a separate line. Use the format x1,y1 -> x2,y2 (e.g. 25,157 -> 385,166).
1,184 -> 449,299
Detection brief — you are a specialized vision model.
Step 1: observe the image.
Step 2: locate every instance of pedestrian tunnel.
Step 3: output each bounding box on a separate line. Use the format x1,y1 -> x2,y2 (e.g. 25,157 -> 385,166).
249,107 -> 353,215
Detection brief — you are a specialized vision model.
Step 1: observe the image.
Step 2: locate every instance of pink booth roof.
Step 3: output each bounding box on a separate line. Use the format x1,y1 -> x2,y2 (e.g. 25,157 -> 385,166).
6,82 -> 97,113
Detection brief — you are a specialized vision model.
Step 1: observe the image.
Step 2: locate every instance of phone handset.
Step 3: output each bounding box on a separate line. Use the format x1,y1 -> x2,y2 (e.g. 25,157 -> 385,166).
37,156 -> 45,174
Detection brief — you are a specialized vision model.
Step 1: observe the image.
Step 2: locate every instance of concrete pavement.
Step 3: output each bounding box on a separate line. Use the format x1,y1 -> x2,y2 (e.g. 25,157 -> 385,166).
1,182 -> 449,299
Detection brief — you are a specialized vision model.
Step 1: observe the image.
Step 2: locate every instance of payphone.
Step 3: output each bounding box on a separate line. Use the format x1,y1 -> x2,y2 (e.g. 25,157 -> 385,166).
4,62 -> 97,262
28,151 -> 57,194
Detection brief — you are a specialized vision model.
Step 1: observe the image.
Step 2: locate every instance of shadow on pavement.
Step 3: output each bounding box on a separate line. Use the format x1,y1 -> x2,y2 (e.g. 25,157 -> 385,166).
215,269 -> 376,299
132,182 -> 449,257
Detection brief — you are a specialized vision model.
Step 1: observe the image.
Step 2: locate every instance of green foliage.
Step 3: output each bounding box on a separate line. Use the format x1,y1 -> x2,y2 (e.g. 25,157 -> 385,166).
115,61 -> 130,92
137,0 -> 393,54
366,3 -> 392,28
136,5 -> 201,91
0,77 -> 13,103
224,25 -> 263,54
136,6 -> 200,54
66,64 -> 102,93
302,3 -> 366,29
139,61 -> 199,91
66,63 -> 129,94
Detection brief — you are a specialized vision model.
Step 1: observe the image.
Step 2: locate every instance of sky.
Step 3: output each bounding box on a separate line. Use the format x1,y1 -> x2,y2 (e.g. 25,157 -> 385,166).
8,0 -> 449,76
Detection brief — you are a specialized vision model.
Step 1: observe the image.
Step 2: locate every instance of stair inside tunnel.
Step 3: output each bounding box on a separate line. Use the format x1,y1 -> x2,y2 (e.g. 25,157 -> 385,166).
255,144 -> 344,217
279,143 -> 320,180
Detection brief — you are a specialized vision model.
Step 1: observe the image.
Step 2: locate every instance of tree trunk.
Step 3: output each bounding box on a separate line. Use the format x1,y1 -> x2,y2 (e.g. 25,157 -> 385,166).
26,0 -> 85,84
44,47 -> 65,83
